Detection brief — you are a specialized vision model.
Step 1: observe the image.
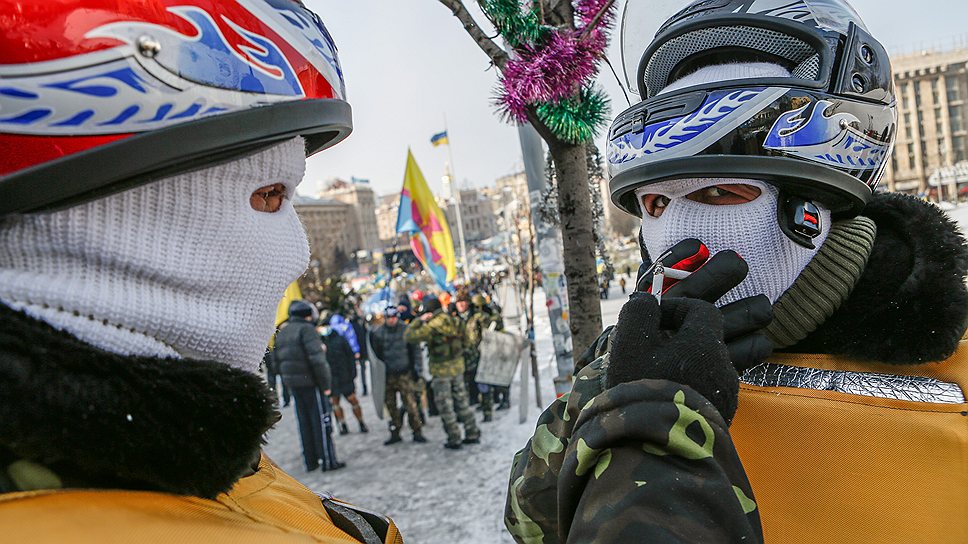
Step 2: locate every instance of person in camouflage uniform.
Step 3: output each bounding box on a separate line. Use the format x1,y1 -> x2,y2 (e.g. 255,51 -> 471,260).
505,293 -> 762,543
405,295 -> 480,449
370,306 -> 427,445
457,292 -> 495,422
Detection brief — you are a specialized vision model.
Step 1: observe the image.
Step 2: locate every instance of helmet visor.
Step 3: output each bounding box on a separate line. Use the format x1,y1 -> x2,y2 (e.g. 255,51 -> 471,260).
620,0 -> 696,97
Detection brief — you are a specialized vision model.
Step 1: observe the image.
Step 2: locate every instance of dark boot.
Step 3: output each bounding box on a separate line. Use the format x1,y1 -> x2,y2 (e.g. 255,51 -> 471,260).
444,442 -> 462,450
359,422 -> 369,433
339,422 -> 349,435
413,431 -> 427,443
483,413 -> 493,423
384,431 -> 402,446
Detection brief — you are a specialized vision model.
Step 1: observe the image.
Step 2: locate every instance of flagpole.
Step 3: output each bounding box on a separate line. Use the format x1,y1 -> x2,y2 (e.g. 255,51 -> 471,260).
443,116 -> 471,284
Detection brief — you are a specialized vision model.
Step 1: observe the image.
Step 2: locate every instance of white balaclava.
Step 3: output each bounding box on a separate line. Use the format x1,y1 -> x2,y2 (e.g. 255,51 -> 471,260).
638,63 -> 831,306
0,137 -> 311,373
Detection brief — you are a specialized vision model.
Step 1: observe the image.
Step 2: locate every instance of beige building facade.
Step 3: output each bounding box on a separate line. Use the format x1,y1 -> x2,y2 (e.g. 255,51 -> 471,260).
293,195 -> 359,273
318,178 -> 381,251
884,47 -> 968,194
441,189 -> 498,243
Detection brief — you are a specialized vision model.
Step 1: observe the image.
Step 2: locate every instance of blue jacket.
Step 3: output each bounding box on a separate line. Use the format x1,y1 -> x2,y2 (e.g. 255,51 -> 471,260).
329,314 -> 360,355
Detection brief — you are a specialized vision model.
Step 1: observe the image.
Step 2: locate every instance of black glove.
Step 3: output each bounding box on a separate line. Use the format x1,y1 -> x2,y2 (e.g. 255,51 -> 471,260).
607,293 -> 739,423
636,239 -> 774,373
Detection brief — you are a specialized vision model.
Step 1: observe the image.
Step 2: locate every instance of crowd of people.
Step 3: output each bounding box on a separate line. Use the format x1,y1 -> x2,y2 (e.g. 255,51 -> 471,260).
263,279 -> 511,470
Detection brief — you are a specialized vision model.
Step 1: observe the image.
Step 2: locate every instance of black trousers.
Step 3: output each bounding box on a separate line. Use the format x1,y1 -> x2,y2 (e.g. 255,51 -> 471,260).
291,386 -> 325,470
266,369 -> 291,405
317,394 -> 340,470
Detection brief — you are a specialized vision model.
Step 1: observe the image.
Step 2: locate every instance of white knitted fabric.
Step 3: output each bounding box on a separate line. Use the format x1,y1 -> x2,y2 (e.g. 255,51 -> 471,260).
0,138 -> 310,373
637,63 -> 830,306
659,62 -> 792,95
638,179 -> 830,305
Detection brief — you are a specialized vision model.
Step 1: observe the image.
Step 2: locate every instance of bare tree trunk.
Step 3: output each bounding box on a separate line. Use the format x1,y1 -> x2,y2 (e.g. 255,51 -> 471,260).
548,140 -> 602,355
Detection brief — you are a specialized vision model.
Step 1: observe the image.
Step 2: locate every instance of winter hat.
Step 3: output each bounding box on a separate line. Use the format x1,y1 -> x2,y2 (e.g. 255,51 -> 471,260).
422,296 -> 442,314
0,138 -> 310,373
384,306 -> 400,318
288,300 -> 314,319
637,63 -> 831,306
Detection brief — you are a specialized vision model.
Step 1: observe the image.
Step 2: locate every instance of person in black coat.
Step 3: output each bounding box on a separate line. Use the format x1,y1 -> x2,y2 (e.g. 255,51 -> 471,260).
349,312 -> 369,396
262,347 -> 290,407
273,300 -> 343,472
319,319 -> 369,435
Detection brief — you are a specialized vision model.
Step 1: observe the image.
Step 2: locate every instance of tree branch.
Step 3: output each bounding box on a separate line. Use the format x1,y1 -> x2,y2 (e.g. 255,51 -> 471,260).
577,0 -> 615,41
437,0 -> 511,70
545,0 -> 575,29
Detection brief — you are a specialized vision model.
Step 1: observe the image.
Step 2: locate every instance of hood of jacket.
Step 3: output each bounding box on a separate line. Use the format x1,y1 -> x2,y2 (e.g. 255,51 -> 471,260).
789,193 -> 968,364
0,303 -> 278,499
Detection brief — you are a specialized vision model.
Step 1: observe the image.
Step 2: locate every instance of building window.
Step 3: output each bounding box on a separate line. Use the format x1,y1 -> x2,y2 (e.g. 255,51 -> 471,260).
907,143 -> 916,169
955,136 -> 967,163
947,77 -> 961,103
915,84 -> 922,107
951,105 -> 964,133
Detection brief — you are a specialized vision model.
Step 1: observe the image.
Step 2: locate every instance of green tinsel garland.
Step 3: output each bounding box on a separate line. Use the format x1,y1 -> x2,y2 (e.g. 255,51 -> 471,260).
536,86 -> 610,144
480,0 -> 549,47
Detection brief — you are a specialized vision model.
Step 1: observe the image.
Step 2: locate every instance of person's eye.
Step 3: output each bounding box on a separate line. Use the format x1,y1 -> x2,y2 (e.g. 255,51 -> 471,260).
685,184 -> 762,205
640,194 -> 671,217
703,187 -> 727,198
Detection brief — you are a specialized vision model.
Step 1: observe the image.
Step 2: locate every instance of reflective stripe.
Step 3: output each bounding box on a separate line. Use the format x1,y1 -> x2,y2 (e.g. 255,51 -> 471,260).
742,362 -> 966,403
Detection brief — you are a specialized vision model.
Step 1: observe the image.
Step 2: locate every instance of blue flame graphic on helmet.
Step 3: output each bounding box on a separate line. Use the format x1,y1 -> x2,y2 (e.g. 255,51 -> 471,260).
608,88 -> 787,167
91,6 -> 304,97
765,99 -> 890,171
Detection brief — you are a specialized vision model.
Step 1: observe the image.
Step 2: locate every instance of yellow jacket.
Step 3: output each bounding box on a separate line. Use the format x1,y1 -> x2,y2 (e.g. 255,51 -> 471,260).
0,454 -> 402,543
730,340 -> 968,543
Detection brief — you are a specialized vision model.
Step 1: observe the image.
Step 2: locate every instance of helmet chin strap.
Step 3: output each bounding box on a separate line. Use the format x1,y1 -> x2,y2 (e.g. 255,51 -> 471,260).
777,192 -> 824,249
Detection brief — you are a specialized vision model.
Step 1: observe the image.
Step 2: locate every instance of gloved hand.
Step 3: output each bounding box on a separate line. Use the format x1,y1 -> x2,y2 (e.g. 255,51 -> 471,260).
635,239 -> 774,373
607,293 -> 739,423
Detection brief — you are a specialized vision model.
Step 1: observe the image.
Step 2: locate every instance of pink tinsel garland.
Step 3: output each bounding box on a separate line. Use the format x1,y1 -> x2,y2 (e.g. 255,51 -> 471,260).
498,0 -> 615,122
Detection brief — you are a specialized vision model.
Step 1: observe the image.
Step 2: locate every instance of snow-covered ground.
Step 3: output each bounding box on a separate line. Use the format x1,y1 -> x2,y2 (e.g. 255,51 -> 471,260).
264,284 -> 630,544
945,203 -> 968,234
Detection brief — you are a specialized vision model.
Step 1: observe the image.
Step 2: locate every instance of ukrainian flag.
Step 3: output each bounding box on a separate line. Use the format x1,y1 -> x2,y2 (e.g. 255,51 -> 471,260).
430,131 -> 449,147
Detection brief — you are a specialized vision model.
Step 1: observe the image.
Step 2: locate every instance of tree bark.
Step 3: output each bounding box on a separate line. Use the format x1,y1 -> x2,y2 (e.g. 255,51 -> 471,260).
548,140 -> 603,357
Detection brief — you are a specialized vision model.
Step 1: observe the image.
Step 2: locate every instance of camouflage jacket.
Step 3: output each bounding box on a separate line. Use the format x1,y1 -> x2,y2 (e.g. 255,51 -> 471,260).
505,337 -> 763,543
404,311 -> 465,378
460,311 -> 491,371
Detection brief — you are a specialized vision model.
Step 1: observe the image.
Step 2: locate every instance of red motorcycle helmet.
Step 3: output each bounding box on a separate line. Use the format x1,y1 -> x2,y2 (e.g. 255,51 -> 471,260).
0,0 -> 352,216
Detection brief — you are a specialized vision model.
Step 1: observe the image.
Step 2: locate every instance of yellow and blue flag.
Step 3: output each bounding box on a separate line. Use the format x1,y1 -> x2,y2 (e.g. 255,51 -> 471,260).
396,149 -> 456,290
430,131 -> 449,147
274,281 -> 303,328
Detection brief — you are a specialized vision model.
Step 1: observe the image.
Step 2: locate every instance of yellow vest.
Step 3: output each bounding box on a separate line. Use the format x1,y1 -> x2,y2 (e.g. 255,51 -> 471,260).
0,454 -> 403,543
731,341 -> 968,543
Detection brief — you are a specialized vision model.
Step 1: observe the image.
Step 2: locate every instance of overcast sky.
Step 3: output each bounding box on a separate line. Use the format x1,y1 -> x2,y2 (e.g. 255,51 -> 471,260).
301,0 -> 968,198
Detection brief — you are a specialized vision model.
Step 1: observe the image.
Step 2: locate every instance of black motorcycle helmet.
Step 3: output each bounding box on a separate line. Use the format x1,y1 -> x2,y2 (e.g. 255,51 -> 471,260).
609,0 -> 896,246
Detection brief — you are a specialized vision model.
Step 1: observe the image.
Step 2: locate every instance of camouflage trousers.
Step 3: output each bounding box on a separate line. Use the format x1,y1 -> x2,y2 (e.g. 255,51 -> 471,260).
431,375 -> 480,445
385,373 -> 422,434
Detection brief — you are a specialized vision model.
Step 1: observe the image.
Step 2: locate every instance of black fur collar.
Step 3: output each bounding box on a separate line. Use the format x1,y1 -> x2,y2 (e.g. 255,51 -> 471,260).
791,193 -> 968,364
0,304 -> 278,498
